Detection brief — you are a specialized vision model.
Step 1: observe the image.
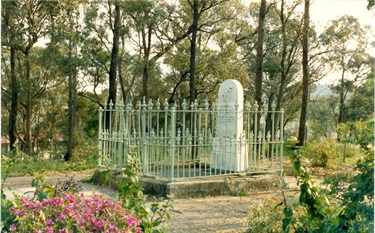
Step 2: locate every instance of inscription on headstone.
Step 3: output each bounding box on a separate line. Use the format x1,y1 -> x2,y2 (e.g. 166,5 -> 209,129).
211,79 -> 248,172
217,79 -> 243,139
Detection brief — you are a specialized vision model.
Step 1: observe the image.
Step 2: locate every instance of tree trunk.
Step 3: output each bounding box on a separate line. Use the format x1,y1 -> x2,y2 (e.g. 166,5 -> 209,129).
25,50 -> 33,154
273,0 -> 287,132
64,23 -> 76,161
141,22 -> 152,100
338,68 -> 346,124
118,34 -> 126,103
255,0 -> 266,110
106,3 -> 120,128
297,0 -> 310,146
107,3 -> 120,108
4,3 -> 19,152
189,0 -> 199,104
9,47 -> 18,152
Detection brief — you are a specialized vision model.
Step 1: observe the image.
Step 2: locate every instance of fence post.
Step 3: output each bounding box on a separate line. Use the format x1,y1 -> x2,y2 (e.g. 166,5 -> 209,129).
253,102 -> 258,171
169,102 -> 176,181
118,100 -> 125,170
98,106 -> 103,167
141,97 -> 147,176
280,108 -> 284,176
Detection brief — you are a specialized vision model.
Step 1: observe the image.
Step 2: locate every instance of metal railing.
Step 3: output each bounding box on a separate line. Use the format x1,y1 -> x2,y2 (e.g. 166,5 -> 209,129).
98,98 -> 284,181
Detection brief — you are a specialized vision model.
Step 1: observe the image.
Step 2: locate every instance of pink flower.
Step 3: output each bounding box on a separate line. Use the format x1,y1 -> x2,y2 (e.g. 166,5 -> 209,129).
46,219 -> 54,227
64,205 -> 72,213
57,214 -> 67,221
17,210 -> 25,217
8,194 -> 142,232
107,224 -> 118,231
9,224 -> 16,232
126,215 -> 141,228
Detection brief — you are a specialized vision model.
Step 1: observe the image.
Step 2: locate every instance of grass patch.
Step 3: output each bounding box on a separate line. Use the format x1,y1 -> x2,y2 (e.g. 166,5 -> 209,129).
2,151 -> 98,177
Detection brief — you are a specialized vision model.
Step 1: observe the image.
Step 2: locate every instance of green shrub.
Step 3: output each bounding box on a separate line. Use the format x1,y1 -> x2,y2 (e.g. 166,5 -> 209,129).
302,138 -> 341,168
247,199 -> 284,233
338,120 -> 374,149
247,144 -> 374,233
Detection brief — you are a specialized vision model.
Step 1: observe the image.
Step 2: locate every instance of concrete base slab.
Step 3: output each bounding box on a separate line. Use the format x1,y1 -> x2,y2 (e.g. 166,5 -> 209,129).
141,174 -> 281,198
91,169 -> 281,199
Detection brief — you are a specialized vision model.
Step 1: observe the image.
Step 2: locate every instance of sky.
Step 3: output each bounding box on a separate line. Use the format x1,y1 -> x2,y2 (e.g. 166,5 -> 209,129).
310,0 -> 374,33
308,0 -> 374,84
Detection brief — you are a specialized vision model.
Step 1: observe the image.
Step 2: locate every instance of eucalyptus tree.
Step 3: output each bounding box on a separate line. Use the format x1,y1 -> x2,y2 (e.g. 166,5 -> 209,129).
181,0 -> 237,103
321,15 -> 373,125
122,0 -> 210,101
80,3 -> 111,106
122,0 -> 166,101
254,0 -> 267,110
244,0 -> 305,134
163,30 -> 249,103
1,1 -> 18,152
107,1 -> 121,107
308,94 -> 338,141
1,0 -> 60,154
297,0 -> 310,146
27,47 -> 67,149
1,45 -> 67,153
58,1 -> 82,161
161,0 -> 242,103
345,73 -> 374,122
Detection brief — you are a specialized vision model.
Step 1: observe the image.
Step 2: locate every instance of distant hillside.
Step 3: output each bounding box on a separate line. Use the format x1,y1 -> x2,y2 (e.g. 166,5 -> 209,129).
311,84 -> 333,98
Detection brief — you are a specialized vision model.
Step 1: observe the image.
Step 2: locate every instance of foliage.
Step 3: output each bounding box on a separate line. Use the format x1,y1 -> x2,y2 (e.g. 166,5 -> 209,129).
338,120 -> 374,149
248,135 -> 373,232
118,155 -> 173,233
308,94 -> 338,141
322,15 -> 372,125
28,175 -> 83,202
368,0 -> 375,9
247,198 -> 286,233
345,76 -> 374,122
302,138 -> 337,168
90,155 -> 173,233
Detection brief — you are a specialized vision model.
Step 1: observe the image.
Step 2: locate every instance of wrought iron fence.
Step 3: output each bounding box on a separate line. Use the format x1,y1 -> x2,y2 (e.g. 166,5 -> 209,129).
98,98 -> 284,181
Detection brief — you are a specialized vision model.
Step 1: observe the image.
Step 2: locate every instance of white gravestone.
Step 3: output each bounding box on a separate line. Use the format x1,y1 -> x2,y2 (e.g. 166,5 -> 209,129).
211,79 -> 248,172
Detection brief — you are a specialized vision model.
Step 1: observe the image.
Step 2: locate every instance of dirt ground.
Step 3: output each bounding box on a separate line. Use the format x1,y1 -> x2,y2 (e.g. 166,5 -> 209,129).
3,171 -> 300,233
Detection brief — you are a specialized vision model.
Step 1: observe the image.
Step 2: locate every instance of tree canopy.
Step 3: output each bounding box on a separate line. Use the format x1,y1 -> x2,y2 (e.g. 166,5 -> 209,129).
1,0 -> 373,156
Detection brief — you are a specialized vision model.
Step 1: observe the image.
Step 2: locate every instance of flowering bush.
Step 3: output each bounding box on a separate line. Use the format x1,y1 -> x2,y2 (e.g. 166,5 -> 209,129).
7,193 -> 141,233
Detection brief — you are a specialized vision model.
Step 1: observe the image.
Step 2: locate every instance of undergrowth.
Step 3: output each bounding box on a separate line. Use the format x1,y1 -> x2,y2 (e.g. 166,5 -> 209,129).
1,145 -> 97,177
248,137 -> 374,233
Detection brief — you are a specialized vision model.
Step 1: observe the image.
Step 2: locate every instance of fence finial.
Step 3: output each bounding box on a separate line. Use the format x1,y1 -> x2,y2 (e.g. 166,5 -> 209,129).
164,99 -> 169,110
182,99 -> 187,110
148,99 -> 153,110
254,101 -> 258,110
271,101 -> 276,111
109,99 -> 114,109
204,99 -> 209,110
156,99 -> 161,110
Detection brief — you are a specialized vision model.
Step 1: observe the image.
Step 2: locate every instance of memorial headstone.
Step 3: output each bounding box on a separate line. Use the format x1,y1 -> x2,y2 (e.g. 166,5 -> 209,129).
211,79 -> 248,172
